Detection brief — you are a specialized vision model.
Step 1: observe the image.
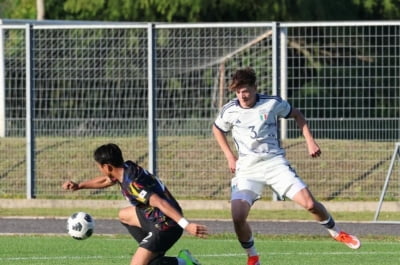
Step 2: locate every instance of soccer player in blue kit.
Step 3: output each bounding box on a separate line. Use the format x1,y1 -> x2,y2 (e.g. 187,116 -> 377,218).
62,143 -> 207,265
212,67 -> 360,265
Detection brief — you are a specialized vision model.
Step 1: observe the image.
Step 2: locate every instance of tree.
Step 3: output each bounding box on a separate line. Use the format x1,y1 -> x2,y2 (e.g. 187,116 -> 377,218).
37,0 -> 45,20
1,0 -> 400,22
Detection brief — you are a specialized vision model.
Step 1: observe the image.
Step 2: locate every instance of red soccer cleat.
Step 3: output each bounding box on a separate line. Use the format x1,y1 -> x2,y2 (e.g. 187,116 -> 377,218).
247,255 -> 260,265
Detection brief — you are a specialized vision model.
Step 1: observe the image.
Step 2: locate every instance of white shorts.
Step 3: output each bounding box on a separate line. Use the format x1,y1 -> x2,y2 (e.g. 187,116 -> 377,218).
231,155 -> 307,205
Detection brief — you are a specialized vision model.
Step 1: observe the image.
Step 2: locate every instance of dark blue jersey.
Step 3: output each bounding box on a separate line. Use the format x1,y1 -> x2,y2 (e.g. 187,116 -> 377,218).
117,160 -> 182,230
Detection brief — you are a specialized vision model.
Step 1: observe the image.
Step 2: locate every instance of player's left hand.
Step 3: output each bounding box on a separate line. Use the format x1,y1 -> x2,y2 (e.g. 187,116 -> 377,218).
312,149 -> 321,157
308,141 -> 321,157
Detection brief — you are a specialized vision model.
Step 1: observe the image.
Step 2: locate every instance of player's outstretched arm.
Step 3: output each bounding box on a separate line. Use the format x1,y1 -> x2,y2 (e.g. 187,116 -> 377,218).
62,176 -> 116,191
149,193 -> 208,238
62,180 -> 80,191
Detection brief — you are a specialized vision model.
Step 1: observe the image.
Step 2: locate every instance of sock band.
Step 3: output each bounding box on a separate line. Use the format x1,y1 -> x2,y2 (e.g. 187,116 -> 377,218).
240,239 -> 254,249
319,216 -> 335,229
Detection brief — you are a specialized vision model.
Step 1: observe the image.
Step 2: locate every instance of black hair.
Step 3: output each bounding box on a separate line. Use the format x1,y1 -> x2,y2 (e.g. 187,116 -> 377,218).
93,143 -> 124,167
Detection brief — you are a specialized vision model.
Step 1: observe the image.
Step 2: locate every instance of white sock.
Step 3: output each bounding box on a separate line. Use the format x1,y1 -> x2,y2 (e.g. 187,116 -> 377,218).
242,236 -> 258,256
326,227 -> 340,237
319,217 -> 340,237
246,246 -> 258,257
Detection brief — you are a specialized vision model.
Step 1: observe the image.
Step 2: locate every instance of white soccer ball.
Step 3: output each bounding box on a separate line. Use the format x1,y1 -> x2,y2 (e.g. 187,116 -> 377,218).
67,212 -> 95,240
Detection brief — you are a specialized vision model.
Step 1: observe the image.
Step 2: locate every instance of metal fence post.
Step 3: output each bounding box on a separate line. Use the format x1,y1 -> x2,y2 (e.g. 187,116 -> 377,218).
25,24 -> 35,199
373,142 -> 400,222
147,23 -> 157,175
272,22 -> 284,201
0,25 -> 5,137
272,22 -> 280,97
280,27 -> 288,140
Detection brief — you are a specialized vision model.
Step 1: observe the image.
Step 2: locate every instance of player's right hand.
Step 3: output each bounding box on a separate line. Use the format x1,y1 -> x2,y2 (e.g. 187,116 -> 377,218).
227,155 -> 237,173
62,180 -> 79,191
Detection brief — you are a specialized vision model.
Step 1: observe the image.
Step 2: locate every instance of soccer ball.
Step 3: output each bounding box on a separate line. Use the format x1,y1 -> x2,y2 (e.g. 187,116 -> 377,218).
67,212 -> 95,240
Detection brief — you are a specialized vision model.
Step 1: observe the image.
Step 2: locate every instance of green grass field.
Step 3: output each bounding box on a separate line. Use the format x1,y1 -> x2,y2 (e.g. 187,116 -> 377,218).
1,234 -> 399,265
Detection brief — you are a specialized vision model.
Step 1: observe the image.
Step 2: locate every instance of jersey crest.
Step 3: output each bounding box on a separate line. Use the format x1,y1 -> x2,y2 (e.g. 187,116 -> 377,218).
259,109 -> 269,121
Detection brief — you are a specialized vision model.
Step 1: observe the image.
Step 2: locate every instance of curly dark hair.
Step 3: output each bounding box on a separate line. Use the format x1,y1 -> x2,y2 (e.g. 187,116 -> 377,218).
228,67 -> 256,91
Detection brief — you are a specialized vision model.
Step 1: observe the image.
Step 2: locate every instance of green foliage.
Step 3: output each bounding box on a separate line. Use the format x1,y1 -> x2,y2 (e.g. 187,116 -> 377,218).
354,0 -> 400,19
1,0 -> 400,21
63,0 -> 105,19
286,0 -> 354,20
145,0 -> 202,22
0,0 -> 13,18
49,0 -> 204,22
0,0 -> 36,19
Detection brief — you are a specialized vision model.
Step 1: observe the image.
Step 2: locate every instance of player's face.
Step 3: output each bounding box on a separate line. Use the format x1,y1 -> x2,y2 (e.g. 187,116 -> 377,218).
96,162 -> 112,176
235,85 -> 257,108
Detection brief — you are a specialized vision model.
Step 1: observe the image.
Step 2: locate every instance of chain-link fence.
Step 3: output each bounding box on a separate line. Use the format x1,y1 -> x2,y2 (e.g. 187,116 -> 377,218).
0,20 -> 399,201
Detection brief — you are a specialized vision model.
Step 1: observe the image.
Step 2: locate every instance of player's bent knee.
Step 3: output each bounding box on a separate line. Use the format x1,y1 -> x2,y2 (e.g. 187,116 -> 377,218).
232,215 -> 247,225
118,209 -> 126,222
302,200 -> 318,212
118,206 -> 134,223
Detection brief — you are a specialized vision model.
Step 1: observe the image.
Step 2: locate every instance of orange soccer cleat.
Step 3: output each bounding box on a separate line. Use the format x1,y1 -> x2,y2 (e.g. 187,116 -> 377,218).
334,231 -> 361,249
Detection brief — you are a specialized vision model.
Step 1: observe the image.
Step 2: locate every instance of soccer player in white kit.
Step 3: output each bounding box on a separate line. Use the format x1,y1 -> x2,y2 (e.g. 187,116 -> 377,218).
212,67 -> 360,265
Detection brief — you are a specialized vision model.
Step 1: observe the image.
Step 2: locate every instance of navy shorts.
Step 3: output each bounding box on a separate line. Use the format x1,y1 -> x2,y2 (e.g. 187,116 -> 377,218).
135,207 -> 183,253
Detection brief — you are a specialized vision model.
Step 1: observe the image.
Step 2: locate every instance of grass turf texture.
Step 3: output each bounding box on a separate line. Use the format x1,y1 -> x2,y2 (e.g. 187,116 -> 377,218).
1,235 -> 399,265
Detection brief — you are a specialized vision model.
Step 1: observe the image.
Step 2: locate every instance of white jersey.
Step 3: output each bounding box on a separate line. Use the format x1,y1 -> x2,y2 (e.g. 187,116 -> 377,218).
214,94 -> 292,157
